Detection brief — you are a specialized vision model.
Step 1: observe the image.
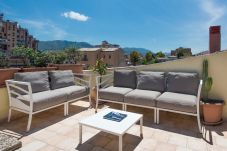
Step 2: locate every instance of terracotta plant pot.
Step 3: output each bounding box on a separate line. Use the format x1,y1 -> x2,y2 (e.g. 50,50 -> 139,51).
0,68 -> 20,88
202,99 -> 224,125
91,87 -> 97,101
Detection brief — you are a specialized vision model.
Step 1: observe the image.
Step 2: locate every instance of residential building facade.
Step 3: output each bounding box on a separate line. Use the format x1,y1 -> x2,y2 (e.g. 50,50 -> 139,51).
79,41 -> 125,68
0,13 -> 38,54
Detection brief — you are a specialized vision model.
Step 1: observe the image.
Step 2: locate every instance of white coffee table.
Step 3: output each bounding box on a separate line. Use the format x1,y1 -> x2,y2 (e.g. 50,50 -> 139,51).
78,108 -> 143,151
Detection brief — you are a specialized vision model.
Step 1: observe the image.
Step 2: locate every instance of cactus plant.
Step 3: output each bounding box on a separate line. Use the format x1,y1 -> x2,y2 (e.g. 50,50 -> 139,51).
202,59 -> 213,100
202,59 -> 224,125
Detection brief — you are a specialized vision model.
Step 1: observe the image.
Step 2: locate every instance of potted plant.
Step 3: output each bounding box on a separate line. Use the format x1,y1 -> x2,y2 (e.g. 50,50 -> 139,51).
201,59 -> 224,125
91,59 -> 107,105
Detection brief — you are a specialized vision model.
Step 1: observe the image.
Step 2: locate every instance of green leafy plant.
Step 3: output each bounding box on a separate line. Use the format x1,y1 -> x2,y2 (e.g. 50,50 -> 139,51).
64,47 -> 81,64
130,51 -> 140,66
202,59 -> 213,100
33,51 -> 50,67
93,58 -> 107,75
0,52 -> 9,68
155,51 -> 165,58
12,46 -> 36,67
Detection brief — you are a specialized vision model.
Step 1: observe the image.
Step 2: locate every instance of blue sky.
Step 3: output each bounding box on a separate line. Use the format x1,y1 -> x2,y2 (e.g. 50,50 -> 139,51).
0,0 -> 227,53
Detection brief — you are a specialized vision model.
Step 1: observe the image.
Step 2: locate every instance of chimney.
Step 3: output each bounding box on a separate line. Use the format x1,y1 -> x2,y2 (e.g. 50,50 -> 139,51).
209,26 -> 221,53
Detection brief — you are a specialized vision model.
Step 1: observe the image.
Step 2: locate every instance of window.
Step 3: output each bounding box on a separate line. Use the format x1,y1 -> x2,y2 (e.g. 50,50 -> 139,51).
103,55 -> 105,59
83,55 -> 88,61
109,55 -> 111,59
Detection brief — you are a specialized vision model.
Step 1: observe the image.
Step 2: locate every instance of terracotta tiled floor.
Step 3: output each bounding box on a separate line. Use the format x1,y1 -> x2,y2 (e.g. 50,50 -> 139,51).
1,99 -> 227,151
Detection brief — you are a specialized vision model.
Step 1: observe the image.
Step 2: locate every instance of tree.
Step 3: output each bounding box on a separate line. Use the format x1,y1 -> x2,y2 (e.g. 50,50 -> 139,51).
175,47 -> 192,58
64,47 -> 81,64
155,51 -> 165,58
47,51 -> 67,64
33,51 -> 50,67
130,51 -> 140,66
177,51 -> 184,59
12,46 -> 36,66
0,52 -> 8,68
145,51 -> 154,62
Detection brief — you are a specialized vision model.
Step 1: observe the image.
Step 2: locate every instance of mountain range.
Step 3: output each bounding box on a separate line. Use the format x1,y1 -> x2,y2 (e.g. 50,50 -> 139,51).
38,40 -> 151,55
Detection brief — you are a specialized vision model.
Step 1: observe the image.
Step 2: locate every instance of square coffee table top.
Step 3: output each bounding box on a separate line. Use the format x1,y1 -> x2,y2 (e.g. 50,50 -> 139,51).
79,108 -> 143,135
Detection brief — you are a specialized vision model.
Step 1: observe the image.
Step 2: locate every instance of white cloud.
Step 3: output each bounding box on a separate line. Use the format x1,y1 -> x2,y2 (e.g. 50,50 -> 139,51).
62,11 -> 89,21
18,19 -> 67,39
199,0 -> 226,25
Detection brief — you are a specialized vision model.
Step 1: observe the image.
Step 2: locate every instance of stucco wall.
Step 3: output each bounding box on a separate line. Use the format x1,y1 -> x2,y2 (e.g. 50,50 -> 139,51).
0,88 -> 9,121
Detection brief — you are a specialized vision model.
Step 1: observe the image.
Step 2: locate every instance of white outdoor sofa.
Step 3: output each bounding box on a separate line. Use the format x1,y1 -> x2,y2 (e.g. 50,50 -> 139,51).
96,70 -> 203,133
6,70 -> 91,131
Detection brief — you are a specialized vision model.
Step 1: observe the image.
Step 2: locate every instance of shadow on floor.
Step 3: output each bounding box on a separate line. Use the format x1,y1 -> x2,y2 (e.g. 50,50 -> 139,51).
102,102 -> 227,145
76,131 -> 142,151
0,100 -> 91,136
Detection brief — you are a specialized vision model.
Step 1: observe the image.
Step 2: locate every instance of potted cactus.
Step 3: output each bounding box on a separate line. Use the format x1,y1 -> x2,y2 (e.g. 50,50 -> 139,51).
201,59 -> 224,125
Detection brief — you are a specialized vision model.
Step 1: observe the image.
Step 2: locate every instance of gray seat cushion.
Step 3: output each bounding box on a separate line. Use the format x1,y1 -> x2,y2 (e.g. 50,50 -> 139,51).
18,90 -> 67,112
14,71 -> 50,93
49,70 -> 75,90
113,70 -> 137,89
125,89 -> 161,107
156,92 -> 197,113
99,86 -> 133,102
167,72 -> 199,95
54,85 -> 89,101
137,71 -> 165,92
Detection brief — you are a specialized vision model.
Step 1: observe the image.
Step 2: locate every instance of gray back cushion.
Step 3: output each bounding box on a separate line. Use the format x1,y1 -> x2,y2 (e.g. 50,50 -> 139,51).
49,70 -> 75,90
167,72 -> 199,95
113,70 -> 137,89
137,71 -> 165,92
14,71 -> 50,93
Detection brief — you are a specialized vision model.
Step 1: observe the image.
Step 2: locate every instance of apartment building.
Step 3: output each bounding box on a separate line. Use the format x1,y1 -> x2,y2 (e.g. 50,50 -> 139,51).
0,13 -> 38,54
79,41 -> 125,68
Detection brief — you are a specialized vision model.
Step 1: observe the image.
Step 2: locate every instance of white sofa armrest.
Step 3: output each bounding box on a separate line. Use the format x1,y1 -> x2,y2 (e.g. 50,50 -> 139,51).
96,74 -> 113,89
6,79 -> 33,110
74,73 -> 92,87
196,80 -> 203,111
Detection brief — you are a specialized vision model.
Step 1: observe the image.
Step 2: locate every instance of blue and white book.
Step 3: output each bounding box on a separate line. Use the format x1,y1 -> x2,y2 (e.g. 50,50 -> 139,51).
103,111 -> 127,122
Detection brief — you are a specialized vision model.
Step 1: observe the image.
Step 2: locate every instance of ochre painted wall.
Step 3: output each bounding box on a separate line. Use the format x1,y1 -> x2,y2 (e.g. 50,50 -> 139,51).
0,88 -> 9,122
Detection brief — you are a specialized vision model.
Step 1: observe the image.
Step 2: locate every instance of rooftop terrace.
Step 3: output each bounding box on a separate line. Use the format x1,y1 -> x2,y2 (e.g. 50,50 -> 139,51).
0,100 -> 227,151
0,51 -> 227,151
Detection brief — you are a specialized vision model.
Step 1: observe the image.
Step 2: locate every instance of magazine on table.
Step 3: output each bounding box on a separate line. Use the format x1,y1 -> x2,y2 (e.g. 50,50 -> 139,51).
103,111 -> 127,122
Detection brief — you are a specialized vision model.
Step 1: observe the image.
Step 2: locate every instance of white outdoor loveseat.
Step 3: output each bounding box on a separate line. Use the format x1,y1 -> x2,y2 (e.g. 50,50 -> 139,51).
96,70 -> 203,133
6,70 -> 91,131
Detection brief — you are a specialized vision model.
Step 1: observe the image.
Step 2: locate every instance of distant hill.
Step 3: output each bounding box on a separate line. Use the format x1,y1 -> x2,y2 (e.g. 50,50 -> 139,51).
38,40 -> 151,55
122,47 -> 151,55
38,40 -> 94,51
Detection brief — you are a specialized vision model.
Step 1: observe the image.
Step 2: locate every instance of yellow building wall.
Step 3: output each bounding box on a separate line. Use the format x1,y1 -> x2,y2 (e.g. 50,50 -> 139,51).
0,88 -> 9,122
